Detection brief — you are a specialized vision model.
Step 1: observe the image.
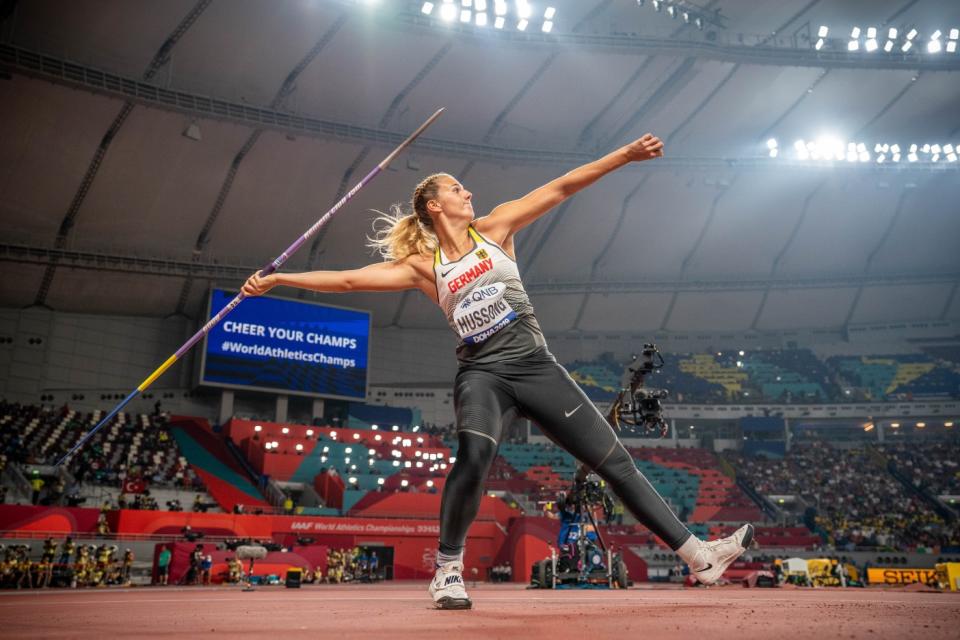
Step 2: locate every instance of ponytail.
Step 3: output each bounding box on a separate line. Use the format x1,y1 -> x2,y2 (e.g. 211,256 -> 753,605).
367,173 -> 449,261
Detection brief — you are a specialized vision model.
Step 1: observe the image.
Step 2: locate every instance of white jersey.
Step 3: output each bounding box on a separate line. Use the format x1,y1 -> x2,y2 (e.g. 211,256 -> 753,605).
434,226 -> 545,362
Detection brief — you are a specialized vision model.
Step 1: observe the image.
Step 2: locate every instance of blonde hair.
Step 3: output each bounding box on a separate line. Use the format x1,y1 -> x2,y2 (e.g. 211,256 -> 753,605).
367,173 -> 449,260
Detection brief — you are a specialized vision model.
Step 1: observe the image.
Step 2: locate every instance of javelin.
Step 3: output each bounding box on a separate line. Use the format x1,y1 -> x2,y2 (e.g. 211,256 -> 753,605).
56,107 -> 446,467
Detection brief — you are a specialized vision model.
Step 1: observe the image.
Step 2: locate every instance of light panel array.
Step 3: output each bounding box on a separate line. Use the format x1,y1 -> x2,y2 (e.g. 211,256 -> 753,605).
638,0 -> 709,31
765,137 -> 959,164
421,0 -> 556,32
813,25 -> 959,54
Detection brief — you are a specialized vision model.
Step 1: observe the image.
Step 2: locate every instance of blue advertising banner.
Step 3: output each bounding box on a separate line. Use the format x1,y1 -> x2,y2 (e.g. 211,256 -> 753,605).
199,289 -> 370,399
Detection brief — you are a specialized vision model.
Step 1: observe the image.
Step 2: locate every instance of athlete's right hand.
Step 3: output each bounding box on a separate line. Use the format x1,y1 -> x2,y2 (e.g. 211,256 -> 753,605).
242,272 -> 276,297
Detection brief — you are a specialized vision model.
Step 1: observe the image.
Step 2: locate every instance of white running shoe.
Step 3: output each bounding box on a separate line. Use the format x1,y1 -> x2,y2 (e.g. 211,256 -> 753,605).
428,561 -> 472,610
689,524 -> 755,585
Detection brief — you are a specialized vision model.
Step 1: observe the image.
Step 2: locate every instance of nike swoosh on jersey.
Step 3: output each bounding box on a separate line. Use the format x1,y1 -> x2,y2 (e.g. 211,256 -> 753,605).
564,404 -> 583,418
441,267 -> 456,278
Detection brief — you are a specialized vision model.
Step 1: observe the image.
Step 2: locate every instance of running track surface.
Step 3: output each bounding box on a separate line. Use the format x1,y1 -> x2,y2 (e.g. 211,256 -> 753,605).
0,583 -> 957,639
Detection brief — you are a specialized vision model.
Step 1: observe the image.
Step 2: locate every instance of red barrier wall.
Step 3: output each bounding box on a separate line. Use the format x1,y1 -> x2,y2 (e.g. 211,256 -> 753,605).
157,542 -> 330,585
0,505 -> 101,534
348,492 -> 518,526
0,506 -> 505,581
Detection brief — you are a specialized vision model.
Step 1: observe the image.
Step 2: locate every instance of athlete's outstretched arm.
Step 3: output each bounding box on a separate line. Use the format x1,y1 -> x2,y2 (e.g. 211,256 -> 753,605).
242,258 -> 429,298
475,134 -> 664,244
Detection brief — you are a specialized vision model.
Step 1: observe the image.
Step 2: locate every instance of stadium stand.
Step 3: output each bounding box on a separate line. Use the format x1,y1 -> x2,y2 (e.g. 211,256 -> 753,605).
726,440 -> 960,551
565,347 -> 960,404
0,401 -> 215,511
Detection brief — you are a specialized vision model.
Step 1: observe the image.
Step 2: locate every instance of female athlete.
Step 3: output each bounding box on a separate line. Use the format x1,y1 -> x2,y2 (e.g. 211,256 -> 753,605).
243,133 -> 753,609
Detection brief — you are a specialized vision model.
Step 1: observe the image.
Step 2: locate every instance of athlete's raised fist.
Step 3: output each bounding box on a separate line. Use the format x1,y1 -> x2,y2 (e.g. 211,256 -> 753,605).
623,133 -> 664,162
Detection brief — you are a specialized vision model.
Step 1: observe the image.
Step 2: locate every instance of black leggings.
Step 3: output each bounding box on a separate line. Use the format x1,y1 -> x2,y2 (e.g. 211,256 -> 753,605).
438,349 -> 692,555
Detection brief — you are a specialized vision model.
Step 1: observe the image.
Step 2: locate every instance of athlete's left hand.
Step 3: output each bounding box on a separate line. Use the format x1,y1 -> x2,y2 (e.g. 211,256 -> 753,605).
623,133 -> 664,161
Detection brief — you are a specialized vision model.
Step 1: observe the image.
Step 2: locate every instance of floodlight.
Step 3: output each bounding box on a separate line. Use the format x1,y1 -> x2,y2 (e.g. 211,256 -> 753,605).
876,154 -> 885,163
652,0 -> 661,12
944,144 -> 954,154
859,151 -> 870,162
866,27 -> 876,39
517,18 -> 528,30
476,0 -> 486,9
890,144 -> 900,153
254,425 -> 262,432
475,12 -> 487,26
902,41 -> 912,52
517,1 -> 531,19
377,478 -> 385,485
460,8 -> 471,22
815,38 -> 824,50
494,16 -> 505,28
542,21 -> 553,32
281,427 -> 289,434
950,28 -> 959,40
948,41 -> 957,53
883,40 -> 894,52
766,138 -> 778,149
888,28 -> 897,39
906,29 -> 917,40
401,479 -> 409,487
891,153 -> 900,162
683,12 -> 690,23
931,144 -> 942,154
462,0 -> 472,7
928,40 -> 942,53
544,6 -> 555,19
931,30 -> 942,40
818,25 -> 828,38
848,40 -> 859,51
494,0 -> 506,14
439,3 -> 457,20
851,27 -> 861,38
422,2 -> 434,15
948,153 -> 958,162
296,443 -> 304,451
865,38 -> 878,52
907,152 -> 918,162
922,144 -> 931,153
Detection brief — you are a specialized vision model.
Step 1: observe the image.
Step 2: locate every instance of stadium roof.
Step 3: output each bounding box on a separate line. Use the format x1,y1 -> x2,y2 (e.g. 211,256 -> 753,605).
1,0 -> 959,333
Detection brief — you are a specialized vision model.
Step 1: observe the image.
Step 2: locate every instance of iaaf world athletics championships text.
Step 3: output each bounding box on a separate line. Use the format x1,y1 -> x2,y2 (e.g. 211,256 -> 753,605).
220,341 -> 357,368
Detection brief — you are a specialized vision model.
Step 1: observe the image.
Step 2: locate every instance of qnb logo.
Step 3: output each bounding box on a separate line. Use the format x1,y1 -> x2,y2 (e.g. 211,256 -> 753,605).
444,574 -> 464,587
469,285 -> 500,302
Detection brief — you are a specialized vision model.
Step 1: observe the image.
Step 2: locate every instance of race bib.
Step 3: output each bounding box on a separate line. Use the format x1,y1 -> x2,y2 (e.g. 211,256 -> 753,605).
453,282 -> 516,344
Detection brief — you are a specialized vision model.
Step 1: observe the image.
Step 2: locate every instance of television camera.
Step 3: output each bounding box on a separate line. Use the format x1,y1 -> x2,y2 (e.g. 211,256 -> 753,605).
607,343 -> 669,438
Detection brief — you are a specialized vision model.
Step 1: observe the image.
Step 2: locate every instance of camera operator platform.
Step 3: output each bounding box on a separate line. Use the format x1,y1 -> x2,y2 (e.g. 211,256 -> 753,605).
531,344 -> 671,590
